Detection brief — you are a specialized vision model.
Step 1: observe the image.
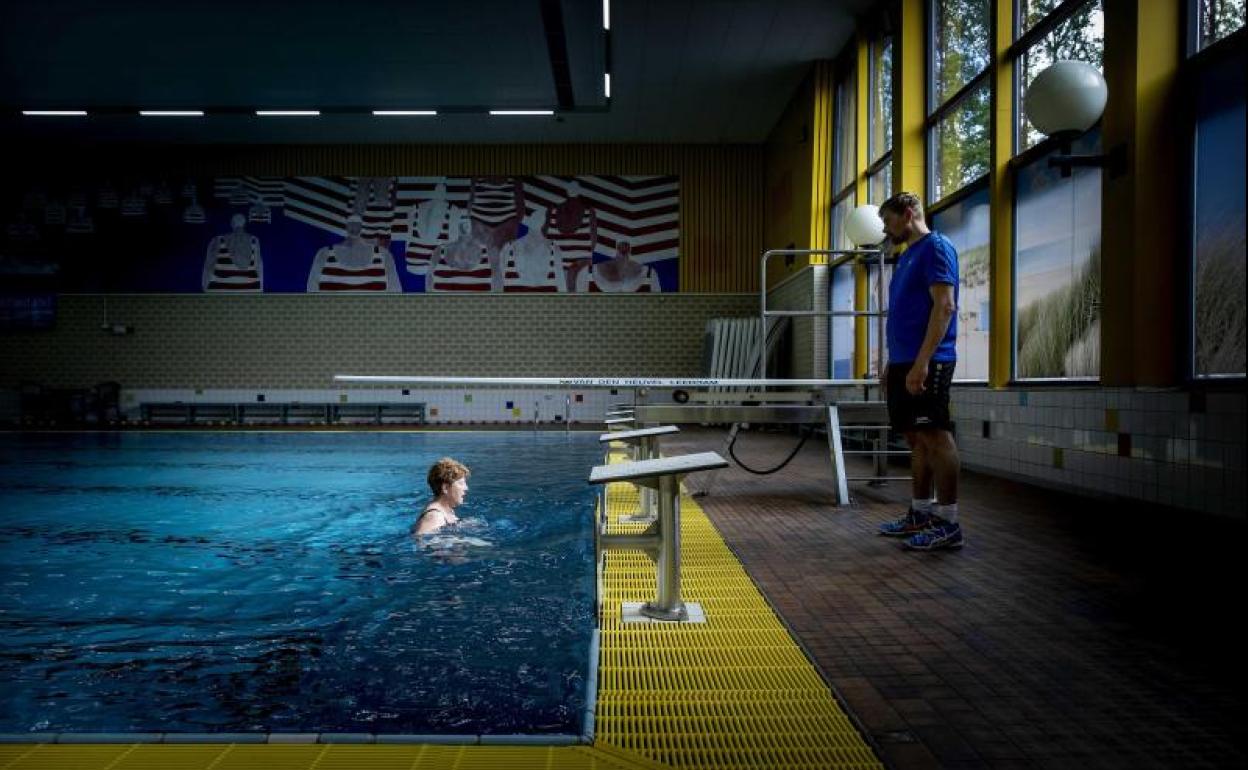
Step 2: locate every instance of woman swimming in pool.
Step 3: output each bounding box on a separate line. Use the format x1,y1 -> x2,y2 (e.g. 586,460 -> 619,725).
414,457 -> 470,536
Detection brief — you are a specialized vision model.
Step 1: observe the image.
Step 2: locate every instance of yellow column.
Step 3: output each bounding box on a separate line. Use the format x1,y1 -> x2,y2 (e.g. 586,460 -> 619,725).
854,34 -> 872,378
1099,0 -> 1183,385
988,0 -> 1014,387
808,60 -> 835,264
893,0 -> 926,198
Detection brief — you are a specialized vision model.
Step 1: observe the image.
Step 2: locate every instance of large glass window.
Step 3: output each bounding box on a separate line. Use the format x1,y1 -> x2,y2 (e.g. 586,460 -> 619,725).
1192,41 -> 1246,377
1014,130 -> 1102,380
868,166 -> 893,207
1020,0 -> 1067,34
1017,0 -> 1105,151
928,0 -> 990,206
930,186 -> 991,380
834,69 -> 857,193
1196,0 -> 1247,50
830,195 -> 856,379
868,35 -> 894,204
867,259 -> 893,377
932,82 -> 991,200
932,0 -> 990,106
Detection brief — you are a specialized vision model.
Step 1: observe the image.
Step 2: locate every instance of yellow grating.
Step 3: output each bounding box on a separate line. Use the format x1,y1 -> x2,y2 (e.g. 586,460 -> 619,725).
591,447 -> 883,770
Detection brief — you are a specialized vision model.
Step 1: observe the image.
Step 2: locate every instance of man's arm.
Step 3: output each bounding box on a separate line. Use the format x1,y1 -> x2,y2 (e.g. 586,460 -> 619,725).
905,282 -> 957,395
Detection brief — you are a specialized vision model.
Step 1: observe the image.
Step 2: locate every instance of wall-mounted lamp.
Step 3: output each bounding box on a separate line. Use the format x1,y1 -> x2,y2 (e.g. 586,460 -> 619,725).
845,205 -> 886,247
1024,60 -> 1123,178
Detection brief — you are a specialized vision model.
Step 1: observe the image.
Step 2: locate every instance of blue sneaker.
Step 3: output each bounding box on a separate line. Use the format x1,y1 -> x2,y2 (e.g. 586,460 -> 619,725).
878,509 -> 934,537
903,520 -> 964,550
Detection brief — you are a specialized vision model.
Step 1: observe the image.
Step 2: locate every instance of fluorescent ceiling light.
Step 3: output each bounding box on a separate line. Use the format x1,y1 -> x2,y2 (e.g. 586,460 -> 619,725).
255,110 -> 320,116
22,110 -> 87,116
139,110 -> 204,116
603,0 -> 610,30
604,73 -> 611,98
489,110 -> 555,116
372,110 -> 437,116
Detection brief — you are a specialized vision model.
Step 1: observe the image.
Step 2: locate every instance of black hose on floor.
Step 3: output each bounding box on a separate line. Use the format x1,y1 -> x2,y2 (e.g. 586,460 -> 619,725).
727,425 -> 813,475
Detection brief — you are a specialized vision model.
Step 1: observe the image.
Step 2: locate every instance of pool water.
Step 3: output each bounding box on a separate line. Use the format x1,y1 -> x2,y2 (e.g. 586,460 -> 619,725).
0,431 -> 601,736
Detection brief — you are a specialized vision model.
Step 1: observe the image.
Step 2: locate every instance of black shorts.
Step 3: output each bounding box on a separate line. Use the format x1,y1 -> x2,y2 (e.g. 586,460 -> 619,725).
886,360 -> 955,433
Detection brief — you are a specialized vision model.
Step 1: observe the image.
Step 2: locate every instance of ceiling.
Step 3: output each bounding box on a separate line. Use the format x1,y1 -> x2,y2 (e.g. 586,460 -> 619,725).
0,0 -> 871,144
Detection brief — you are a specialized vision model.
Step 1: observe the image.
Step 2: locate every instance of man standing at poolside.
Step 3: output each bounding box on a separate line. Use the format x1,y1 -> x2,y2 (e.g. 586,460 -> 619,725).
876,192 -> 965,551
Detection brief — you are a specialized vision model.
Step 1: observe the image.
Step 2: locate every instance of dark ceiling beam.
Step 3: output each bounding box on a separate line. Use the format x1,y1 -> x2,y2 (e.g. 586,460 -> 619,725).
540,0 -> 576,110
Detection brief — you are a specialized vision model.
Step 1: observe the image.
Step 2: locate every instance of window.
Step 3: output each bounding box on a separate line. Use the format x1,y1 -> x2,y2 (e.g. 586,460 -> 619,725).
931,0 -> 990,106
1014,129 -> 1102,380
932,82 -> 991,200
1017,0 -> 1105,151
866,259 -> 893,377
928,0 -> 991,206
929,185 -> 991,380
830,195 -> 856,379
834,68 -> 857,194
1008,0 -> 1105,381
868,35 -> 894,203
829,59 -> 859,380
868,165 -> 893,206
1191,38 -> 1246,377
1020,0 -> 1067,34
1195,0 -> 1247,50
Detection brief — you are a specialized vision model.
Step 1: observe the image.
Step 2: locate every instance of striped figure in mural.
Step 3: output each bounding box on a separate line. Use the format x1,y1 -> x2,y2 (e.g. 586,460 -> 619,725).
575,240 -> 661,293
428,217 -> 495,292
542,180 -> 598,292
467,176 -> 524,290
353,177 -> 397,243
404,182 -> 466,275
202,213 -> 263,292
307,214 -> 401,292
500,206 -> 566,293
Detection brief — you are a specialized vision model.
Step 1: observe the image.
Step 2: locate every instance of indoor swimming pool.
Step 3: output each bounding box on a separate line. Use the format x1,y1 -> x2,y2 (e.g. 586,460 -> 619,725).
0,431 -> 600,739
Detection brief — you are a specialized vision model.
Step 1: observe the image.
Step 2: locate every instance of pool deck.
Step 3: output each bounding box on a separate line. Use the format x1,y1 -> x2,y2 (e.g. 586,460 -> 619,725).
661,427 -> 1246,770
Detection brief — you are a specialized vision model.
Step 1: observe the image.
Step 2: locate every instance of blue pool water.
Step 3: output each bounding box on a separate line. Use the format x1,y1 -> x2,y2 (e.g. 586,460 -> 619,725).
0,431 -> 601,736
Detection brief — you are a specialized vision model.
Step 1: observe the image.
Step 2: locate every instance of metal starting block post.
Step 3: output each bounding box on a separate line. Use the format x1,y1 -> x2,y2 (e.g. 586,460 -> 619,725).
589,451 -> 729,622
598,425 -> 681,522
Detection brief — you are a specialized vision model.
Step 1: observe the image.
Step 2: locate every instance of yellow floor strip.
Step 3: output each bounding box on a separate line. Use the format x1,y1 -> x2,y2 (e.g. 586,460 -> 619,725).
0,743 -> 661,770
1,445 -> 880,770
592,448 -> 883,770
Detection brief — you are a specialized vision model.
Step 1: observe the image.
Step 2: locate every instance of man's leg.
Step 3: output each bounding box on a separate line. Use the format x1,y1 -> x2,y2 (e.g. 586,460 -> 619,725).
924,428 -> 959,505
903,427 -> 964,550
880,430 -> 935,536
905,430 -> 935,502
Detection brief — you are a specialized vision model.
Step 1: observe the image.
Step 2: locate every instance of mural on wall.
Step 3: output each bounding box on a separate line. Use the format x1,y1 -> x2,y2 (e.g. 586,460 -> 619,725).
0,176 -> 679,294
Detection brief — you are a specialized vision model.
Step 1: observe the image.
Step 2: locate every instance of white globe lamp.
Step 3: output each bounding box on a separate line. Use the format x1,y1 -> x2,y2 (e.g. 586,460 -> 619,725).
845,204 -> 885,247
1024,60 -> 1107,138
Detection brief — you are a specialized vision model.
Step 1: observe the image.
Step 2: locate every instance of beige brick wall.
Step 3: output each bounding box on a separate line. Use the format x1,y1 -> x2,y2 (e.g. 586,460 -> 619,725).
0,294 -> 757,389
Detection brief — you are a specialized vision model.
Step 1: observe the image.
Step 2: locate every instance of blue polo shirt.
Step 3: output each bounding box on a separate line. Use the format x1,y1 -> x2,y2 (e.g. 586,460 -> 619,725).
886,231 -> 959,364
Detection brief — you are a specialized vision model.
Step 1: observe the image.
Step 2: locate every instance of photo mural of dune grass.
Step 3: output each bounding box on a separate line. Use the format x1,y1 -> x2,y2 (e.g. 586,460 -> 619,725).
1195,218 -> 1247,376
1017,246 -> 1101,379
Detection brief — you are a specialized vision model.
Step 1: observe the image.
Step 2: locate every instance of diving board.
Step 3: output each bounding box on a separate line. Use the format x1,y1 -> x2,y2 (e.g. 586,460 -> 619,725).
597,425 -> 679,443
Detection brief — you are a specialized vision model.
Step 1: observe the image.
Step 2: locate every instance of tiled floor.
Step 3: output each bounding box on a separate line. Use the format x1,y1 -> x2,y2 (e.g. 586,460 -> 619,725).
664,427 -> 1246,770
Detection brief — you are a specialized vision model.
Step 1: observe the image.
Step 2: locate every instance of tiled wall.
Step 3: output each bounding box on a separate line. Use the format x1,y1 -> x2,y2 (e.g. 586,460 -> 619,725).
952,387 -> 1247,518
118,387 -> 631,426
0,293 -> 757,390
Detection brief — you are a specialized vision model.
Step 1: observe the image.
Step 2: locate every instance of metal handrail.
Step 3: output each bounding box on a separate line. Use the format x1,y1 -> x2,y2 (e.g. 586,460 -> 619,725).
759,248 -> 889,383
